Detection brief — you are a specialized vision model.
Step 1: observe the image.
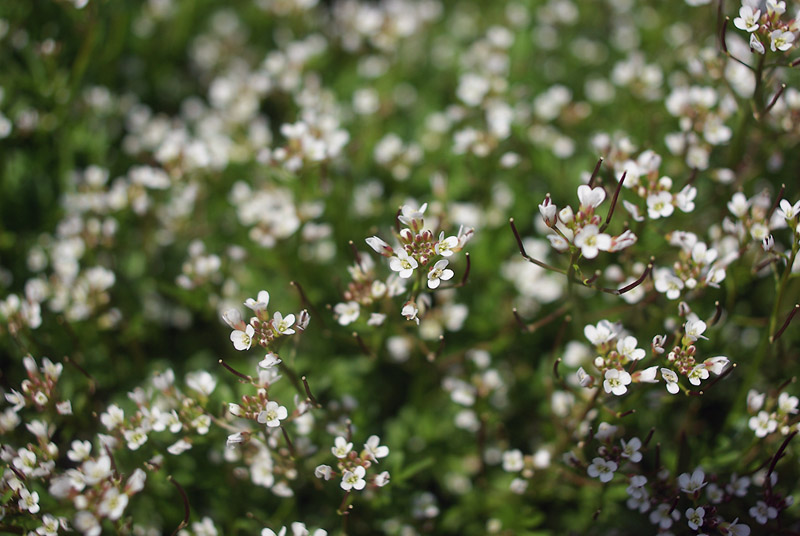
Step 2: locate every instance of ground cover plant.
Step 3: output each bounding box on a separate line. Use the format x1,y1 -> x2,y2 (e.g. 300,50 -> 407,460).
1,0 -> 800,534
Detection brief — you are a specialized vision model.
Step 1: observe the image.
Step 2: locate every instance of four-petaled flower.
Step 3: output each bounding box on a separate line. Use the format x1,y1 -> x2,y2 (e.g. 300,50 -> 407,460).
427,260 -> 454,289
587,457 -> 617,483
340,466 -> 367,491
661,368 -> 680,394
574,225 -> 611,259
389,249 -> 418,279
230,324 -> 255,351
603,369 -> 632,396
258,401 -> 288,428
363,435 -> 390,462
273,312 -> 296,335
332,436 -> 353,458
733,6 -> 761,32
686,506 -> 705,531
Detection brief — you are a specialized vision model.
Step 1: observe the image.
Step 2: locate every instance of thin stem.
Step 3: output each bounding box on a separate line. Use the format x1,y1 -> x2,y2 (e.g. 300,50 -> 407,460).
168,475 -> 191,536
219,359 -> 252,382
600,171 -> 626,232
767,183 -> 786,221
302,376 -> 321,408
280,425 -> 297,457
352,332 -> 373,357
764,84 -> 787,116
588,157 -> 604,188
771,305 -> 800,343
509,218 -> 567,274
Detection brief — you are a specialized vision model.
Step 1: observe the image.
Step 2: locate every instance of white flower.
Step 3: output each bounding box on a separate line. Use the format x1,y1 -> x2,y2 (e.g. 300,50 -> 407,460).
341,466 -> 367,491
273,312 -> 296,335
574,225 -> 611,259
778,392 -> 799,414
315,465 -> 332,480
502,449 -> 525,472
577,185 -> 606,208
777,199 -> 800,221
124,427 -> 148,450
678,467 -> 706,494
623,200 -> 645,222
661,368 -> 680,394
733,6 -> 761,32
654,268 -> 684,299
332,436 -> 353,458
616,336 -> 645,361
620,437 -> 642,463
749,500 -> 778,524
576,367 -> 592,387
257,401 -> 288,428
675,185 -> 697,212
389,249 -> 418,279
434,232 -> 459,257
587,457 -> 617,483
770,29 -> 795,51
334,301 -> 360,325
100,404 -> 125,430
728,192 -> 751,218
750,33 -> 766,54
633,365 -> 659,383
374,471 -> 390,487
401,301 -> 419,324
365,236 -> 393,257
363,435 -> 389,462
647,191 -> 674,219
230,324 -> 255,351
186,371 -> 217,396
538,196 -> 557,226
603,369 -> 632,396
721,517 -> 751,536
98,487 -> 129,520
258,352 -> 282,368
244,291 -> 270,312
584,320 -> 617,345
67,440 -> 92,462
688,364 -> 709,386
704,356 -> 730,375
427,260 -> 454,289
19,488 -> 40,513
749,410 -> 778,437
686,506 -> 705,531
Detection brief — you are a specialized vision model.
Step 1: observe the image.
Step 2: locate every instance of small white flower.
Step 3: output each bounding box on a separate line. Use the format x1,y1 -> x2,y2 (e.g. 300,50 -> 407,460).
778,392 -> 799,415
334,301 -> 360,325
647,191 -> 675,219
770,29 -> 795,52
684,319 -> 707,341
363,435 -> 389,462
603,369 -> 632,396
434,232 -> 459,257
273,312 -> 296,335
258,352 -> 282,368
620,437 -> 642,463
19,488 -> 40,513
577,185 -> 606,209
686,506 -> 705,531
244,290 -> 270,312
777,199 -> 800,221
749,500 -> 778,524
733,6 -> 761,32
341,465 -> 367,491
678,467 -> 706,494
502,449 -> 525,472
315,464 -> 332,480
587,457 -> 617,483
332,436 -> 353,458
427,260 -> 454,289
616,336 -> 645,361
257,401 -> 288,428
688,364 -> 709,386
98,487 -> 129,520
661,368 -> 680,394
574,225 -> 611,259
230,324 -> 255,351
389,249 -> 418,279
750,33 -> 766,54
749,410 -> 778,437
576,367 -> 592,387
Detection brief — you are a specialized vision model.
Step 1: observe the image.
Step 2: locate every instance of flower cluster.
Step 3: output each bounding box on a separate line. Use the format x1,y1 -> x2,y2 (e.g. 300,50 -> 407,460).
315,434 -> 390,493
747,389 -> 799,437
365,203 -> 472,323
732,0 -> 798,55
538,183 -> 636,259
